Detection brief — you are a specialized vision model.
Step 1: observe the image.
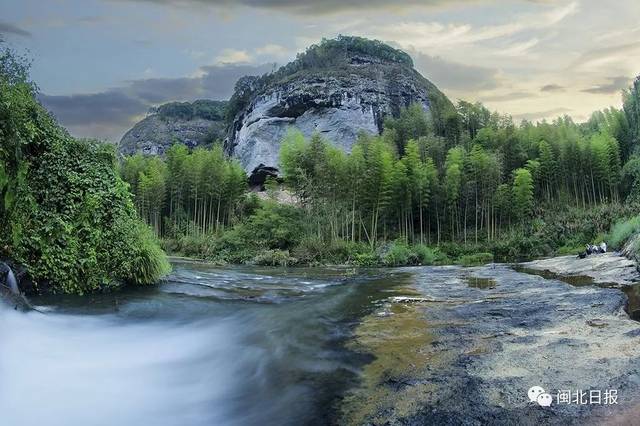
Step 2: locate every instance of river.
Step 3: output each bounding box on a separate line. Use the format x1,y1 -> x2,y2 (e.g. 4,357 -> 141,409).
1,260 -> 639,425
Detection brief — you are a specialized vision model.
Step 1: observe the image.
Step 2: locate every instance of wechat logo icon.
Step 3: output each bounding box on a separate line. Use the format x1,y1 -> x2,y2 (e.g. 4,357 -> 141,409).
528,386 -> 552,407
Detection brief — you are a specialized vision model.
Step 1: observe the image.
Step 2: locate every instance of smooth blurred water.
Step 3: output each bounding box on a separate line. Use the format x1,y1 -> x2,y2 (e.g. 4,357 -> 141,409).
0,261 -> 404,426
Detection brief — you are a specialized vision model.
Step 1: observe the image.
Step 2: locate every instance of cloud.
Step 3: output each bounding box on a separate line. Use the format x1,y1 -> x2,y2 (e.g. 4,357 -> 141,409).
39,91 -> 147,129
255,44 -> 290,59
0,21 -> 32,38
496,38 -> 540,57
540,84 -> 565,92
413,53 -> 499,91
482,92 -> 537,102
581,76 -> 630,94
572,42 -> 640,70
76,16 -> 108,25
39,63 -> 274,142
215,48 -> 252,64
114,0 -> 551,15
512,107 -> 572,121
126,63 -> 274,102
369,2 -> 578,51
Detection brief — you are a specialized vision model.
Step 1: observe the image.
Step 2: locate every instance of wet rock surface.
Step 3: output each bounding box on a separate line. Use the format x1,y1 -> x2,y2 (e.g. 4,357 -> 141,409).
341,264 -> 640,425
520,253 -> 640,286
0,261 -> 32,311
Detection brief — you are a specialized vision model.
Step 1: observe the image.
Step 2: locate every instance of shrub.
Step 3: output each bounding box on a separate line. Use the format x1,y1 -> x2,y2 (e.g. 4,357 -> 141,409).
253,250 -> 296,266
237,202 -> 306,250
353,252 -> 379,267
457,252 -> 494,266
412,245 -> 444,265
607,215 -> 640,249
556,244 -> 584,255
291,237 -> 327,264
381,241 -> 416,266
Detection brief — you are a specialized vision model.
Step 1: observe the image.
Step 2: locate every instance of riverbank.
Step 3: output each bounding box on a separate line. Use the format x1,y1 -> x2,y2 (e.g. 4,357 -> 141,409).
520,252 -> 640,287
340,262 -> 640,424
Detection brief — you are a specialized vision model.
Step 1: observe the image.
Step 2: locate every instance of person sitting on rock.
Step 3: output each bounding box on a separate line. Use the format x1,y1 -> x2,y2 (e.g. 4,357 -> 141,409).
600,242 -> 607,253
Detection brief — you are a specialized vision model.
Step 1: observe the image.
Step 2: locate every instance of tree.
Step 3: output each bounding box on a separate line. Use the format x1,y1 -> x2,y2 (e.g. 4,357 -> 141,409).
444,147 -> 464,239
512,168 -> 534,221
0,43 -> 169,293
383,104 -> 432,154
537,140 -> 557,201
623,76 -> 640,155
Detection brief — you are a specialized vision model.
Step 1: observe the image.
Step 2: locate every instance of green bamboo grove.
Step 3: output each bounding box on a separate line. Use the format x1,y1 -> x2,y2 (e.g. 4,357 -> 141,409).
121,76 -> 640,254
120,144 -> 248,237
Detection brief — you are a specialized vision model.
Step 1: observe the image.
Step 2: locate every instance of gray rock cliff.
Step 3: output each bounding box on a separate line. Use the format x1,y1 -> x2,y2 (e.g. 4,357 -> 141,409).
119,100 -> 227,156
118,37 -> 456,178
225,36 -> 454,174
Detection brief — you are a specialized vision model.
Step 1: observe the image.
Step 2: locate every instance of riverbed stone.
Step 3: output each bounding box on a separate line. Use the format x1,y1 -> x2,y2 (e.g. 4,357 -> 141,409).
340,264 -> 640,425
520,253 -> 640,286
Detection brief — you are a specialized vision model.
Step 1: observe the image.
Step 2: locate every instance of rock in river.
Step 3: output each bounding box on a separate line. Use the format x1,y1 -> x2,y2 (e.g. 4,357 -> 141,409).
520,253 -> 640,286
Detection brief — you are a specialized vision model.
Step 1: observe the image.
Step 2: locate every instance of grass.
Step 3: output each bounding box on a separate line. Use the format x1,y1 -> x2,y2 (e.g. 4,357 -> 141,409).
607,215 -> 640,249
456,252 -> 494,267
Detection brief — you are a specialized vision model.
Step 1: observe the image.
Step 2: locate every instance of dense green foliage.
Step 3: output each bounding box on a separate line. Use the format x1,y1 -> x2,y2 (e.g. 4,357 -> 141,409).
607,215 -> 640,250
150,99 -> 227,121
279,35 -> 413,70
120,144 -> 248,237
278,107 -> 629,249
123,72 -> 640,267
0,44 -> 169,294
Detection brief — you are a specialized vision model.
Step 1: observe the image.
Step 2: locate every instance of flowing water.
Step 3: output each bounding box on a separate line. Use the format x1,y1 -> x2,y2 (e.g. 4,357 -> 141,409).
0,261 -> 414,426
1,260 -> 640,425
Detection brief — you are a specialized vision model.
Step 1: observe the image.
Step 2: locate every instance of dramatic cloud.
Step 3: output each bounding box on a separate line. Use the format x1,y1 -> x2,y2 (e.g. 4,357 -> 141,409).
40,91 -> 147,129
413,53 -> 499,91
582,76 -> 631,94
215,48 -> 252,64
572,42 -> 640,70
369,2 -> 578,52
0,21 -> 32,37
482,92 -> 537,102
255,44 -> 290,59
512,107 -> 572,121
540,84 -> 565,92
40,63 -> 274,142
114,0 -> 550,15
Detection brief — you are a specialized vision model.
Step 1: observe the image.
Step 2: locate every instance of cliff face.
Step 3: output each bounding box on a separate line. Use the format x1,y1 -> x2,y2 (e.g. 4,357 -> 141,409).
226,37 -> 454,174
119,100 -> 227,156
118,37 -> 455,176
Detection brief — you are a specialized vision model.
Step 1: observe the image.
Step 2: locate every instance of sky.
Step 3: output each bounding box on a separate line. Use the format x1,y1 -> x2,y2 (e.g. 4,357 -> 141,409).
1,0 -> 639,142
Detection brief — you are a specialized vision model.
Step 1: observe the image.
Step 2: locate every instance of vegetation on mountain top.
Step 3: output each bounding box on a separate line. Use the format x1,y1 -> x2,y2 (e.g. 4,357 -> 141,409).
225,35 -> 456,136
150,99 -> 228,122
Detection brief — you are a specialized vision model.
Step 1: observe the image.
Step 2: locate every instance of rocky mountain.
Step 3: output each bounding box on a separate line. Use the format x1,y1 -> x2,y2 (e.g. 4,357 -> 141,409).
225,36 -> 455,175
119,36 -> 456,178
119,100 -> 227,156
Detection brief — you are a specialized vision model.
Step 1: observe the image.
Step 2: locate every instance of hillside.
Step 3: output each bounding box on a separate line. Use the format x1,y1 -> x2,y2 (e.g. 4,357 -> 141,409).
119,100 -> 227,156
119,36 -> 457,176
225,36 -> 456,174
